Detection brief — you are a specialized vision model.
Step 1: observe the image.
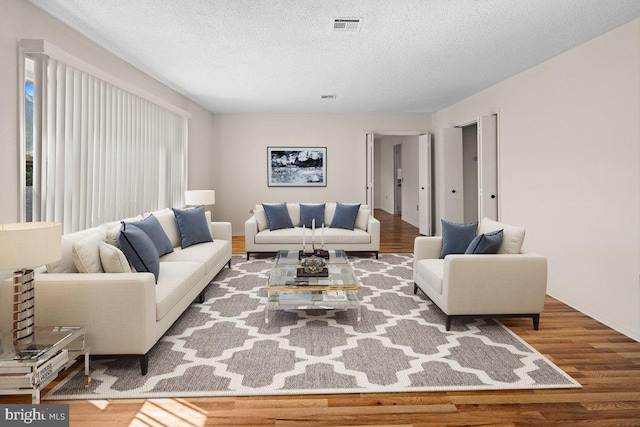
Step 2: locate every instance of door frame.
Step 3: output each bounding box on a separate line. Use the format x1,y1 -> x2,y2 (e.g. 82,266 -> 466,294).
364,129 -> 430,210
454,110 -> 501,221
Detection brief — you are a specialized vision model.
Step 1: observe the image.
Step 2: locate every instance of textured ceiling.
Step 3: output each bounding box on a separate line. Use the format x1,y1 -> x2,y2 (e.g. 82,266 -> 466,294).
28,0 -> 639,114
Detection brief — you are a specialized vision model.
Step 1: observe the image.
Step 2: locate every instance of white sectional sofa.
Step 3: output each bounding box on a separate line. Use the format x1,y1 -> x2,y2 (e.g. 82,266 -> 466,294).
1,208 -> 232,375
245,202 -> 380,259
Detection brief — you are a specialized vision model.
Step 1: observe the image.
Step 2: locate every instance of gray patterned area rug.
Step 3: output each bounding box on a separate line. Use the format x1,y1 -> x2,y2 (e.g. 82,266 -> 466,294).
46,255 -> 579,400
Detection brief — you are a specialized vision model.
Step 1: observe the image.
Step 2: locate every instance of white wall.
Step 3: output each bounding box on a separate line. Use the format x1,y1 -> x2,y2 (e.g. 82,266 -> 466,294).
432,20 -> 640,340
0,0 -> 217,226
211,114 -> 430,233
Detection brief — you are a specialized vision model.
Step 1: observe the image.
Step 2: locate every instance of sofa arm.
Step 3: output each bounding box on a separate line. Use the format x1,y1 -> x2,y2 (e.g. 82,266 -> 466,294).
1,273 -> 157,355
245,216 -> 258,251
367,216 -> 380,248
444,253 -> 548,315
414,236 -> 443,261
210,221 -> 232,242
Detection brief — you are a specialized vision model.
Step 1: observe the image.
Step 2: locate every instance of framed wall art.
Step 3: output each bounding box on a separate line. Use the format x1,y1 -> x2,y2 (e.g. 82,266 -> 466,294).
267,147 -> 327,187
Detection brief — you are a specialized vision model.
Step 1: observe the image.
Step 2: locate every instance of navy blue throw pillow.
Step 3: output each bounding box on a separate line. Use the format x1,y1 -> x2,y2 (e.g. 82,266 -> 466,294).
439,219 -> 478,259
173,206 -> 213,249
131,214 -> 174,256
465,229 -> 504,254
262,203 -> 294,230
117,223 -> 160,283
300,203 -> 326,228
330,202 -> 360,230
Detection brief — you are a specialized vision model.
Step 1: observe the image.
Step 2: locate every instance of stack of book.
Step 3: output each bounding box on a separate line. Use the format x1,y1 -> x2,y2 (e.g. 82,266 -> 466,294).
0,350 -> 69,389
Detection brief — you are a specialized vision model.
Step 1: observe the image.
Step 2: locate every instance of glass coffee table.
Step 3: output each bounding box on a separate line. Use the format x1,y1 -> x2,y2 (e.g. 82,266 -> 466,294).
265,250 -> 361,323
0,326 -> 90,403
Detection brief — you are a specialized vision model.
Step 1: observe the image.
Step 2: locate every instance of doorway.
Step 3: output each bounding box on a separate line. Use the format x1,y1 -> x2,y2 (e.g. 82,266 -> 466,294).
394,144 -> 402,215
462,124 -> 478,223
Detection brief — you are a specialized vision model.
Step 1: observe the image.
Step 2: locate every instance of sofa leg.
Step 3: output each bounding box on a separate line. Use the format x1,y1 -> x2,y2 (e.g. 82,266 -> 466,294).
197,290 -> 206,304
445,316 -> 453,331
413,283 -> 418,295
246,252 -> 250,260
140,353 -> 149,375
374,251 -> 379,259
227,259 -> 232,268
532,314 -> 540,330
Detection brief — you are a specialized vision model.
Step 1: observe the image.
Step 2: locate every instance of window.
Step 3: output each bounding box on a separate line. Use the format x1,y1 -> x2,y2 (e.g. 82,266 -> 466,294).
21,41 -> 189,233
24,57 -> 34,222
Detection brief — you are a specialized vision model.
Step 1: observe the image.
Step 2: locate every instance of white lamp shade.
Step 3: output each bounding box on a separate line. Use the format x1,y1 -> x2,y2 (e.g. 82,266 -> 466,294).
0,222 -> 62,270
185,190 -> 215,206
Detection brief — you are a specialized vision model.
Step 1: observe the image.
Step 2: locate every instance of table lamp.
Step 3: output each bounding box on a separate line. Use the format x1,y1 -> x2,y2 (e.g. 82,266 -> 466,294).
0,222 -> 62,344
184,190 -> 215,207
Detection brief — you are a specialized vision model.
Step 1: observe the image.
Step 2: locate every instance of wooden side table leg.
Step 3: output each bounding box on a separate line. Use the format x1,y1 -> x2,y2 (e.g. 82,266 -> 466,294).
84,350 -> 91,387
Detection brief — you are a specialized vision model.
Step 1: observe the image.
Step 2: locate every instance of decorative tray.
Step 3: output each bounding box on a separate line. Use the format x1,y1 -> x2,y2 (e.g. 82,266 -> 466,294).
296,267 -> 329,278
298,250 -> 330,259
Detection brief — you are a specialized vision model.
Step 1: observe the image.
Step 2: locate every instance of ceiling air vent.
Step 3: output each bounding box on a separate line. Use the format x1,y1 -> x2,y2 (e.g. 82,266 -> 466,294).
332,18 -> 363,32
321,95 -> 337,99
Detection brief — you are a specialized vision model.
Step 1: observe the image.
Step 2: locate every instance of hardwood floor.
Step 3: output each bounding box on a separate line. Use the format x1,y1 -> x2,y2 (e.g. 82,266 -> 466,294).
3,211 -> 640,426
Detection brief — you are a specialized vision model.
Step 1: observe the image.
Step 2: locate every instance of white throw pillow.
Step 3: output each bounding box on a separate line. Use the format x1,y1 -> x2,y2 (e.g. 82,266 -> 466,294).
47,228 -> 96,273
287,203 -> 301,227
99,242 -> 132,273
72,229 -> 107,273
355,208 -> 370,231
253,206 -> 269,231
324,203 -> 337,227
153,209 -> 181,248
478,217 -> 526,254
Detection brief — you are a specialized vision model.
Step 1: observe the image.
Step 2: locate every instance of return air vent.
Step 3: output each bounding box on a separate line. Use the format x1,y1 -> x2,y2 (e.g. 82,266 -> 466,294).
332,18 -> 363,32
321,94 -> 337,99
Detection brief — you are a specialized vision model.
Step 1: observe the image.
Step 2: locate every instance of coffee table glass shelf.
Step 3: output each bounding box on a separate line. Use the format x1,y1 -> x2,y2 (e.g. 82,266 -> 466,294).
265,250 -> 361,323
0,326 -> 90,403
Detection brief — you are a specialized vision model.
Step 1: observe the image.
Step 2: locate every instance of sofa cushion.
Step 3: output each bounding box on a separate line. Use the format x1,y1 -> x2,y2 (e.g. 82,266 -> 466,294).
72,229 -> 107,273
300,203 -> 325,228
101,215 -> 144,247
253,205 -> 269,232
160,240 -> 230,276
287,203 -> 301,227
465,229 -> 504,255
151,208 -> 181,248
439,220 -> 477,259
99,242 -> 133,273
130,214 -> 174,256
155,262 -> 205,321
46,228 -> 97,273
355,208 -> 370,231
255,227 -> 371,245
330,202 -> 361,230
117,223 -> 160,283
262,202 -> 294,230
173,206 -> 213,249
478,218 -> 526,254
416,259 -> 445,294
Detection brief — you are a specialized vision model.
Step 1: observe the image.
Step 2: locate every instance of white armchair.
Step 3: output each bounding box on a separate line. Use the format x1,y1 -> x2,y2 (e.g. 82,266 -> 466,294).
413,226 -> 547,331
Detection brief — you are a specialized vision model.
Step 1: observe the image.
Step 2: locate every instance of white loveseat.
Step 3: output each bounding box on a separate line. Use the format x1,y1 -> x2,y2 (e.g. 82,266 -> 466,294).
245,203 -> 380,259
1,208 -> 232,375
413,218 -> 547,331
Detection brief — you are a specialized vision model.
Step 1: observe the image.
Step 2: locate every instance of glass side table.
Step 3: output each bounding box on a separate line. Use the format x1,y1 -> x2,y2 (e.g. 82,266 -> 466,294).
0,326 -> 90,403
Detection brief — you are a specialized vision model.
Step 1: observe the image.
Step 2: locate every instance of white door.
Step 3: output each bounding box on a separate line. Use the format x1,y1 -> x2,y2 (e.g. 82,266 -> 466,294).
442,127 -> 464,224
365,133 -> 375,209
478,114 -> 498,220
418,134 -> 432,235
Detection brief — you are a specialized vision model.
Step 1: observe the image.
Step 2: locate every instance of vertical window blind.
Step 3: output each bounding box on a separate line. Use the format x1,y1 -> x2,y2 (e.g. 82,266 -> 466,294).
31,55 -> 188,234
